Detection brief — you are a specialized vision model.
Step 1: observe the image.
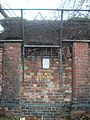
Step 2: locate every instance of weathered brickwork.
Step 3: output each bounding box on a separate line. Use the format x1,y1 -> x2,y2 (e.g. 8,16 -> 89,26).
62,46 -> 72,102
73,43 -> 90,103
21,56 -> 61,102
21,48 -> 63,104
0,46 -> 3,96
2,43 -> 21,99
0,42 -> 90,119
19,46 -> 73,119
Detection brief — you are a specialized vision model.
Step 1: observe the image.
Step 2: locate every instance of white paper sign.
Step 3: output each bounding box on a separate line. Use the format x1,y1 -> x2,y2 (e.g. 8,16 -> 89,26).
43,58 -> 49,68
20,118 -> 25,120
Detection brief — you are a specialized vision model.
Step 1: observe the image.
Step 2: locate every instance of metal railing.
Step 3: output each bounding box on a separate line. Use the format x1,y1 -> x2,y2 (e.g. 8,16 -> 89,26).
0,8 -> 90,109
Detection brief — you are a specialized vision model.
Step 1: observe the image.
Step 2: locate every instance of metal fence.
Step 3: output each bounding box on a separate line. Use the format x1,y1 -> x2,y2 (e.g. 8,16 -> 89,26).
0,9 -> 90,109
0,9 -> 90,41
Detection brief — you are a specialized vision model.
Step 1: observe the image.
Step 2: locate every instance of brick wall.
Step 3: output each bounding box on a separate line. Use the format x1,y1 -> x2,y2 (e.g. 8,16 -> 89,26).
0,46 -> 3,96
0,43 -> 21,112
62,46 -> 72,102
73,42 -> 90,104
20,46 -> 72,119
2,43 -> 21,99
0,42 -> 90,119
21,57 -> 61,102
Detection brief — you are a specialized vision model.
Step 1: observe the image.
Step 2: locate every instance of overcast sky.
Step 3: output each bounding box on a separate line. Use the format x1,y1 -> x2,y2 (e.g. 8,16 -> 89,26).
0,0 -> 63,20
0,0 -> 89,20
1,0 -> 89,9
1,0 -> 60,9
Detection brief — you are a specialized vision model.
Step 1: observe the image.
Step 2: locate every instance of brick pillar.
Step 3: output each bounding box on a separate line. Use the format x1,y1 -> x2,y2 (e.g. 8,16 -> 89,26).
0,47 -> 3,96
73,42 -> 89,102
2,43 -> 21,99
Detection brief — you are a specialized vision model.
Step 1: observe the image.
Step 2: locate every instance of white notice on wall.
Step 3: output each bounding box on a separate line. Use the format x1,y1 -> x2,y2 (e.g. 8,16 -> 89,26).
43,58 -> 49,68
20,118 -> 25,120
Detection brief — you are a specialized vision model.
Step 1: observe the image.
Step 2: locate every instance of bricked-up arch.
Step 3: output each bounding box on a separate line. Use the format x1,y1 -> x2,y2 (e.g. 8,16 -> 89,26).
23,47 -> 62,102
19,45 -> 73,118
